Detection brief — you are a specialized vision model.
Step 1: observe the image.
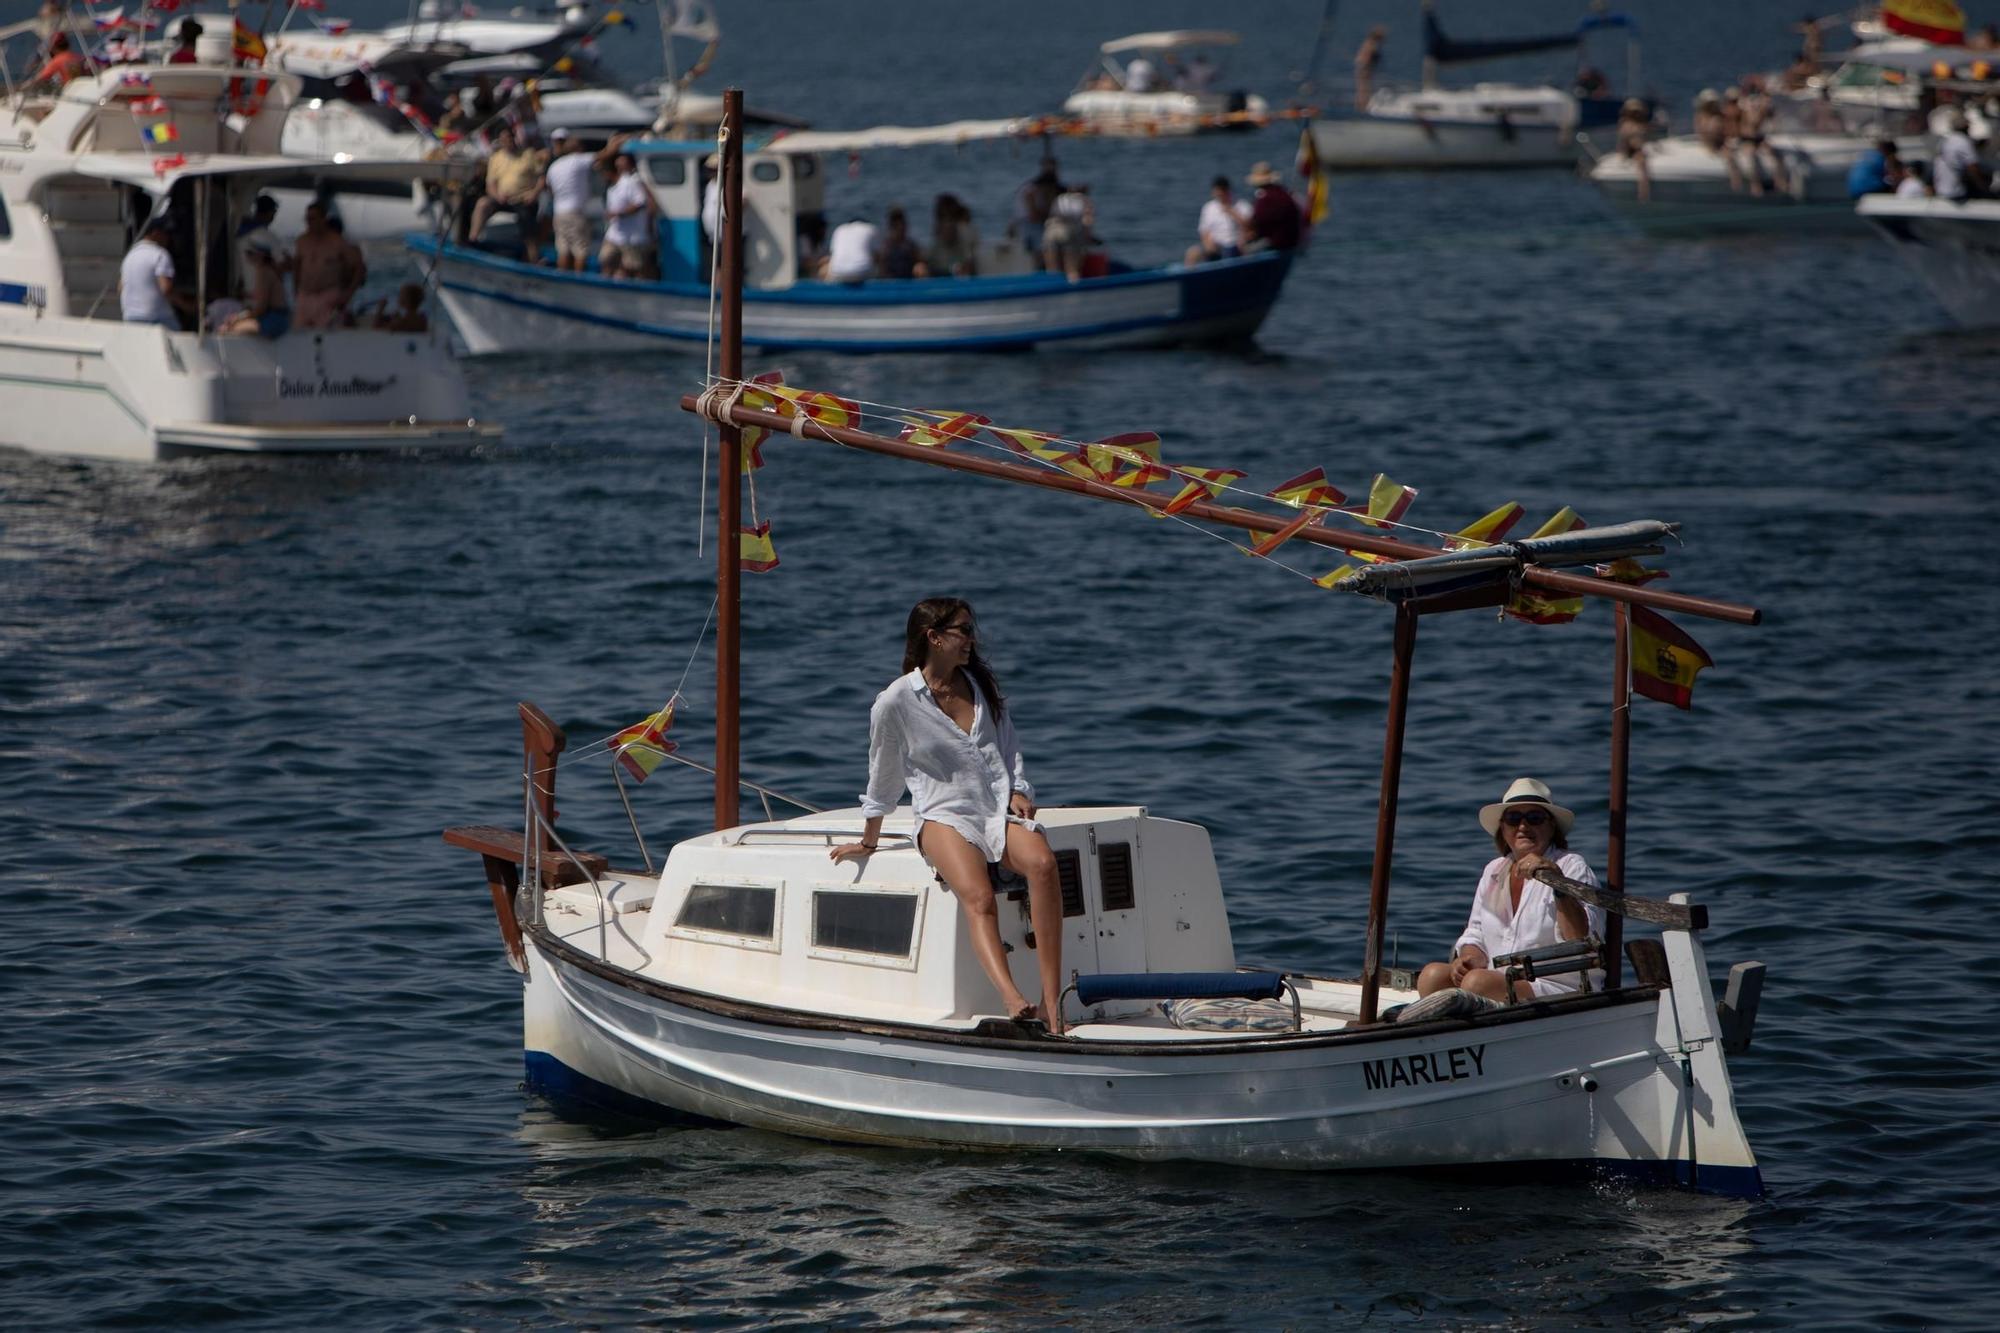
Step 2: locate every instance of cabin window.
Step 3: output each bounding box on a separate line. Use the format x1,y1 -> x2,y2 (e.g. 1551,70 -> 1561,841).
1055,849 -> 1085,918
750,161 -> 782,184
673,882 -> 776,940
811,889 -> 918,960
645,156 -> 688,187
1099,842 -> 1136,912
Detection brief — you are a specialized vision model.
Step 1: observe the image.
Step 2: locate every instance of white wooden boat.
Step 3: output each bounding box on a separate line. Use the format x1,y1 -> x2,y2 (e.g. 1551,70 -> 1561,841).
443,93 -> 1768,1196
1308,4 -> 1636,170
1858,195 -> 2000,327
1061,31 -> 1270,136
411,137 -> 1296,355
0,43 -> 497,461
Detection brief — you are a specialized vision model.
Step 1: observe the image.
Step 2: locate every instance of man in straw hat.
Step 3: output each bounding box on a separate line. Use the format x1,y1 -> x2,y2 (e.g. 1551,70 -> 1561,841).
1241,161 -> 1301,252
1413,778 -> 1607,1004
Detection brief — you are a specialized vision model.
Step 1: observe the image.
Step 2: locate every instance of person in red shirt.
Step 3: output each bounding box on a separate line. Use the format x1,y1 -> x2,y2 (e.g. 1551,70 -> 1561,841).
1242,162 -> 1303,252
31,33 -> 86,90
168,19 -> 203,64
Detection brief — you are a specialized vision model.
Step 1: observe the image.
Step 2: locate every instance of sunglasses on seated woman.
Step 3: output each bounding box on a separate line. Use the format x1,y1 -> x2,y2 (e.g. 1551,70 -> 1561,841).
1501,810 -> 1551,827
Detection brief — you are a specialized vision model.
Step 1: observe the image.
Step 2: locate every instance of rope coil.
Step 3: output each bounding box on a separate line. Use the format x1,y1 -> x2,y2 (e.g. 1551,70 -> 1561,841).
694,379 -> 745,427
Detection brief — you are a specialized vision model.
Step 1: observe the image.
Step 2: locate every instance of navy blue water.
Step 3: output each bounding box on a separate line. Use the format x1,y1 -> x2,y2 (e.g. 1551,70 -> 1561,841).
5,0 -> 1998,1325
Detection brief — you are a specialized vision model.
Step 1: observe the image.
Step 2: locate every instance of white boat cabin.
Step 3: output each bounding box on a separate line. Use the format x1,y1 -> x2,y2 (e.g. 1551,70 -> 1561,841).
535,805 -> 1354,1033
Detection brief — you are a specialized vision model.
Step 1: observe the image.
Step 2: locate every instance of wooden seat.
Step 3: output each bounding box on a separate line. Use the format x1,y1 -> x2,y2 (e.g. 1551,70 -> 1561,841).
443,823 -> 608,887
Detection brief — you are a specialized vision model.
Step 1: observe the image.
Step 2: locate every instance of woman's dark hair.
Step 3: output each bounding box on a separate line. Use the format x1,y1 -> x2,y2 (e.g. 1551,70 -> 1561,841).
1492,812 -> 1570,855
902,597 -> 1004,719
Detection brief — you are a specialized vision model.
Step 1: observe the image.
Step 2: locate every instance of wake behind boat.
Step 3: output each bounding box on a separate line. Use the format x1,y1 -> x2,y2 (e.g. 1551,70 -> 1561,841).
443,92 -> 1767,1195
412,134 -> 1297,355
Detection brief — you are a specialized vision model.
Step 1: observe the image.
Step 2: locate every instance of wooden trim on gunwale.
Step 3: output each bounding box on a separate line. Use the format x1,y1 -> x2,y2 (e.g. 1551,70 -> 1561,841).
528,923 -> 1663,1059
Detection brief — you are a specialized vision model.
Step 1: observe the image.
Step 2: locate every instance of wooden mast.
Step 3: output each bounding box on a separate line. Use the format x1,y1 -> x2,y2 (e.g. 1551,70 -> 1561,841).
713,88 -> 744,832
1606,601 -> 1632,987
1359,603 -> 1418,1024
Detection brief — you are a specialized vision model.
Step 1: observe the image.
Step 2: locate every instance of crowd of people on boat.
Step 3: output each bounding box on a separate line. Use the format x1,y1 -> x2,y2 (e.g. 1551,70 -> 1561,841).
118,194 -> 427,336
1182,162 -> 1304,265
463,127 -> 665,280
1080,50 -> 1220,96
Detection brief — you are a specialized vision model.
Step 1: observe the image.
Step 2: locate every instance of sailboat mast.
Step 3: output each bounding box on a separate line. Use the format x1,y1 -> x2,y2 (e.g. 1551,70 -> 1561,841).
714,88 -> 744,831
1358,603 -> 1417,1025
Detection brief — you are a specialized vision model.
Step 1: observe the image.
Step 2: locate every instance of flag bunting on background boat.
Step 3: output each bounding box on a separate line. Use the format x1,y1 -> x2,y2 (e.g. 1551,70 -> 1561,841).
1881,0 -> 1966,44
1505,507 -> 1586,623
232,19 -> 266,61
740,521 -> 779,573
118,71 -> 153,87
612,702 -> 677,781
1295,125 -> 1330,228
130,95 -> 168,115
295,0 -> 327,10
151,152 -> 186,177
1629,605 -> 1713,709
141,120 -> 179,145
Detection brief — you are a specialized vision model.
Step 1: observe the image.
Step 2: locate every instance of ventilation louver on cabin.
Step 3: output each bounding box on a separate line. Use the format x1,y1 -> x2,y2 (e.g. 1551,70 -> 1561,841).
1055,850 -> 1086,918
1099,843 -> 1135,912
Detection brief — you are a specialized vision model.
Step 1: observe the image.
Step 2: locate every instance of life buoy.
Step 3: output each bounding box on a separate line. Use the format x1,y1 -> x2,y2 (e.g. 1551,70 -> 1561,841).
229,76 -> 271,118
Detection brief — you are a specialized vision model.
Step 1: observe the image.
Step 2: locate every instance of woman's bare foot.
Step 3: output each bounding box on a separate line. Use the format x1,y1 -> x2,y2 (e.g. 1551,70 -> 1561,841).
1041,991 -> 1068,1036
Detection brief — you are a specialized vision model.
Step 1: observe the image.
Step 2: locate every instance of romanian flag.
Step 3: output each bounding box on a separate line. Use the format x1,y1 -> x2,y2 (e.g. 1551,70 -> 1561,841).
1882,0 -> 1966,44
1446,502 -> 1525,550
740,520 -> 779,573
1295,125 -> 1330,227
1506,507 -> 1586,624
612,703 -> 677,782
1267,467 -> 1345,510
1163,467 -> 1246,515
1346,474 -> 1417,529
232,19 -> 266,62
142,121 -> 180,145
1629,605 -> 1713,710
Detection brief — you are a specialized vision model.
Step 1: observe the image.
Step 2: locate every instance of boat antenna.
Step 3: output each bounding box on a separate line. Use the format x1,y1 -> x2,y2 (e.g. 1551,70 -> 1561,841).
1293,0 -> 1341,100
712,88 -> 745,831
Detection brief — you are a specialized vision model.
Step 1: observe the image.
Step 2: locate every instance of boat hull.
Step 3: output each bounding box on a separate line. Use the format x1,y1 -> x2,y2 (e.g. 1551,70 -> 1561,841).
1309,115 -> 1577,170
1590,133 -> 1907,234
412,239 -> 1293,355
1859,196 -> 2000,327
0,313 -> 494,461
521,931 -> 1761,1194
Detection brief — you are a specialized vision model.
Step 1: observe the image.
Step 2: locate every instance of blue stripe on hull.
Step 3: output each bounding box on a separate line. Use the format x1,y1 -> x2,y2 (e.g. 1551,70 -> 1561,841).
520,1050 -> 1764,1197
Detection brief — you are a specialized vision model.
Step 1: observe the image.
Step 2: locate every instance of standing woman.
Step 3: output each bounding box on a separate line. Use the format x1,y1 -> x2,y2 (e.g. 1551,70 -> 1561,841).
830,599 -> 1067,1034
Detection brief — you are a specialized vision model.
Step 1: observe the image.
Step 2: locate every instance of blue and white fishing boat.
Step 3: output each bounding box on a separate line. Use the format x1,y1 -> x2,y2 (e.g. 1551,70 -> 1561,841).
409,135 -> 1296,354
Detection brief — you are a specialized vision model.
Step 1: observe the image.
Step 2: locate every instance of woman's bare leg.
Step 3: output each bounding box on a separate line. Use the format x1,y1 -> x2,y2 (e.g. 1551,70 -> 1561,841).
920,823 -> 1035,1021
1002,823 -> 1066,1034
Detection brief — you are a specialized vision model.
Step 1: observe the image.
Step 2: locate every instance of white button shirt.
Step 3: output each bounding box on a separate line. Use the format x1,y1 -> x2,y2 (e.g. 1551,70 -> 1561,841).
860,668 -> 1033,862
1455,850 -> 1607,997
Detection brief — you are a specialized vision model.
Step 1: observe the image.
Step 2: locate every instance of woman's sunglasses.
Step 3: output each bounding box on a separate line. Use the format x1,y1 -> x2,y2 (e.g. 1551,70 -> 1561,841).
1501,810 -> 1551,828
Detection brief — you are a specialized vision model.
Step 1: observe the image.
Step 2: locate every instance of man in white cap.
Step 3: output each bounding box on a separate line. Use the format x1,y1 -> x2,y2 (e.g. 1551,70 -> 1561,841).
543,128 -> 598,272
1932,107 -> 1988,202
1412,777 -> 1607,1004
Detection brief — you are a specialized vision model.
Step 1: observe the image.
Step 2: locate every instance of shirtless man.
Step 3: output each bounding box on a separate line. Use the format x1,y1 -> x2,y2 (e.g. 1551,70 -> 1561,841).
1354,25 -> 1386,109
1735,76 -> 1790,197
291,202 -> 351,329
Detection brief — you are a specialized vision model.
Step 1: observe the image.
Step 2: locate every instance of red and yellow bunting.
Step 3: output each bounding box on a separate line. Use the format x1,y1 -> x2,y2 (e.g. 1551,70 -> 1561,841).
1630,605 -> 1714,709
1266,467 -> 1345,510
1247,509 -> 1319,558
740,521 -> 779,573
1163,467 -> 1247,516
612,702 -> 677,782
766,384 -> 861,430
1446,501 -> 1525,550
898,410 -> 990,447
1505,506 -> 1586,623
1083,432 -> 1165,483
1345,474 -> 1417,529
991,425 -> 1096,478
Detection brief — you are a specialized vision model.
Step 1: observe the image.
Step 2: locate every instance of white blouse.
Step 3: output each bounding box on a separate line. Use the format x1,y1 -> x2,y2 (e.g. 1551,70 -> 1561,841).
1454,850 -> 1608,997
859,668 -> 1033,862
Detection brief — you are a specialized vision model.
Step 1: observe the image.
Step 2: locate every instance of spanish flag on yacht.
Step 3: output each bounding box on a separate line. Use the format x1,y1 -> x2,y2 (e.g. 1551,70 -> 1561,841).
740,521 -> 779,573
1881,0 -> 1966,44
1630,605 -> 1713,709
612,703 -> 677,782
232,19 -> 266,61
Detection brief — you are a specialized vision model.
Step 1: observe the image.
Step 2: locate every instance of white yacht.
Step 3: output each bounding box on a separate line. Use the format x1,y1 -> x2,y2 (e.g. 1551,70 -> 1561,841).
1309,4 -> 1638,170
0,41 -> 497,461
1062,31 -> 1270,136
1858,194 -> 2000,327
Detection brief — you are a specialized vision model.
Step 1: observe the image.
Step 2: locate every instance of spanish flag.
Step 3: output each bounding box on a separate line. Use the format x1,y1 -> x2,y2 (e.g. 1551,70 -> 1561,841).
1506,506 -> 1586,624
1882,0 -> 1965,45
1163,467 -> 1246,515
1629,605 -> 1713,710
612,703 -> 676,782
231,19 -> 266,62
1446,501 -> 1524,550
898,411 -> 989,447
1295,125 -> 1330,227
740,520 -> 779,573
1266,467 -> 1345,510
1347,473 -> 1416,529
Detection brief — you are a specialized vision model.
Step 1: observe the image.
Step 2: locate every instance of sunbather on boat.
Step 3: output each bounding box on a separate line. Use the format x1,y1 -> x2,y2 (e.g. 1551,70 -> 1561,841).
1414,778 -> 1608,1003
830,598 -> 1068,1033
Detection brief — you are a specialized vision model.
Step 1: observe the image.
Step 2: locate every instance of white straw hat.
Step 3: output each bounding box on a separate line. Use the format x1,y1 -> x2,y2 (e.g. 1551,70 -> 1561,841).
1478,777 -> 1575,835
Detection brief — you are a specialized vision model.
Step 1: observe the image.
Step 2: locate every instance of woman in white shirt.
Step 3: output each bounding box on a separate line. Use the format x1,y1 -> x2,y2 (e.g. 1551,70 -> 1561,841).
831,599 -> 1067,1033
1415,778 -> 1606,1002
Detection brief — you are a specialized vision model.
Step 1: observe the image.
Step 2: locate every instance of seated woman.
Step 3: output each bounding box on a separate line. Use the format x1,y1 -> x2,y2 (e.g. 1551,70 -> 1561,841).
830,599 -> 1067,1033
221,239 -> 290,338
1416,778 -> 1606,1003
